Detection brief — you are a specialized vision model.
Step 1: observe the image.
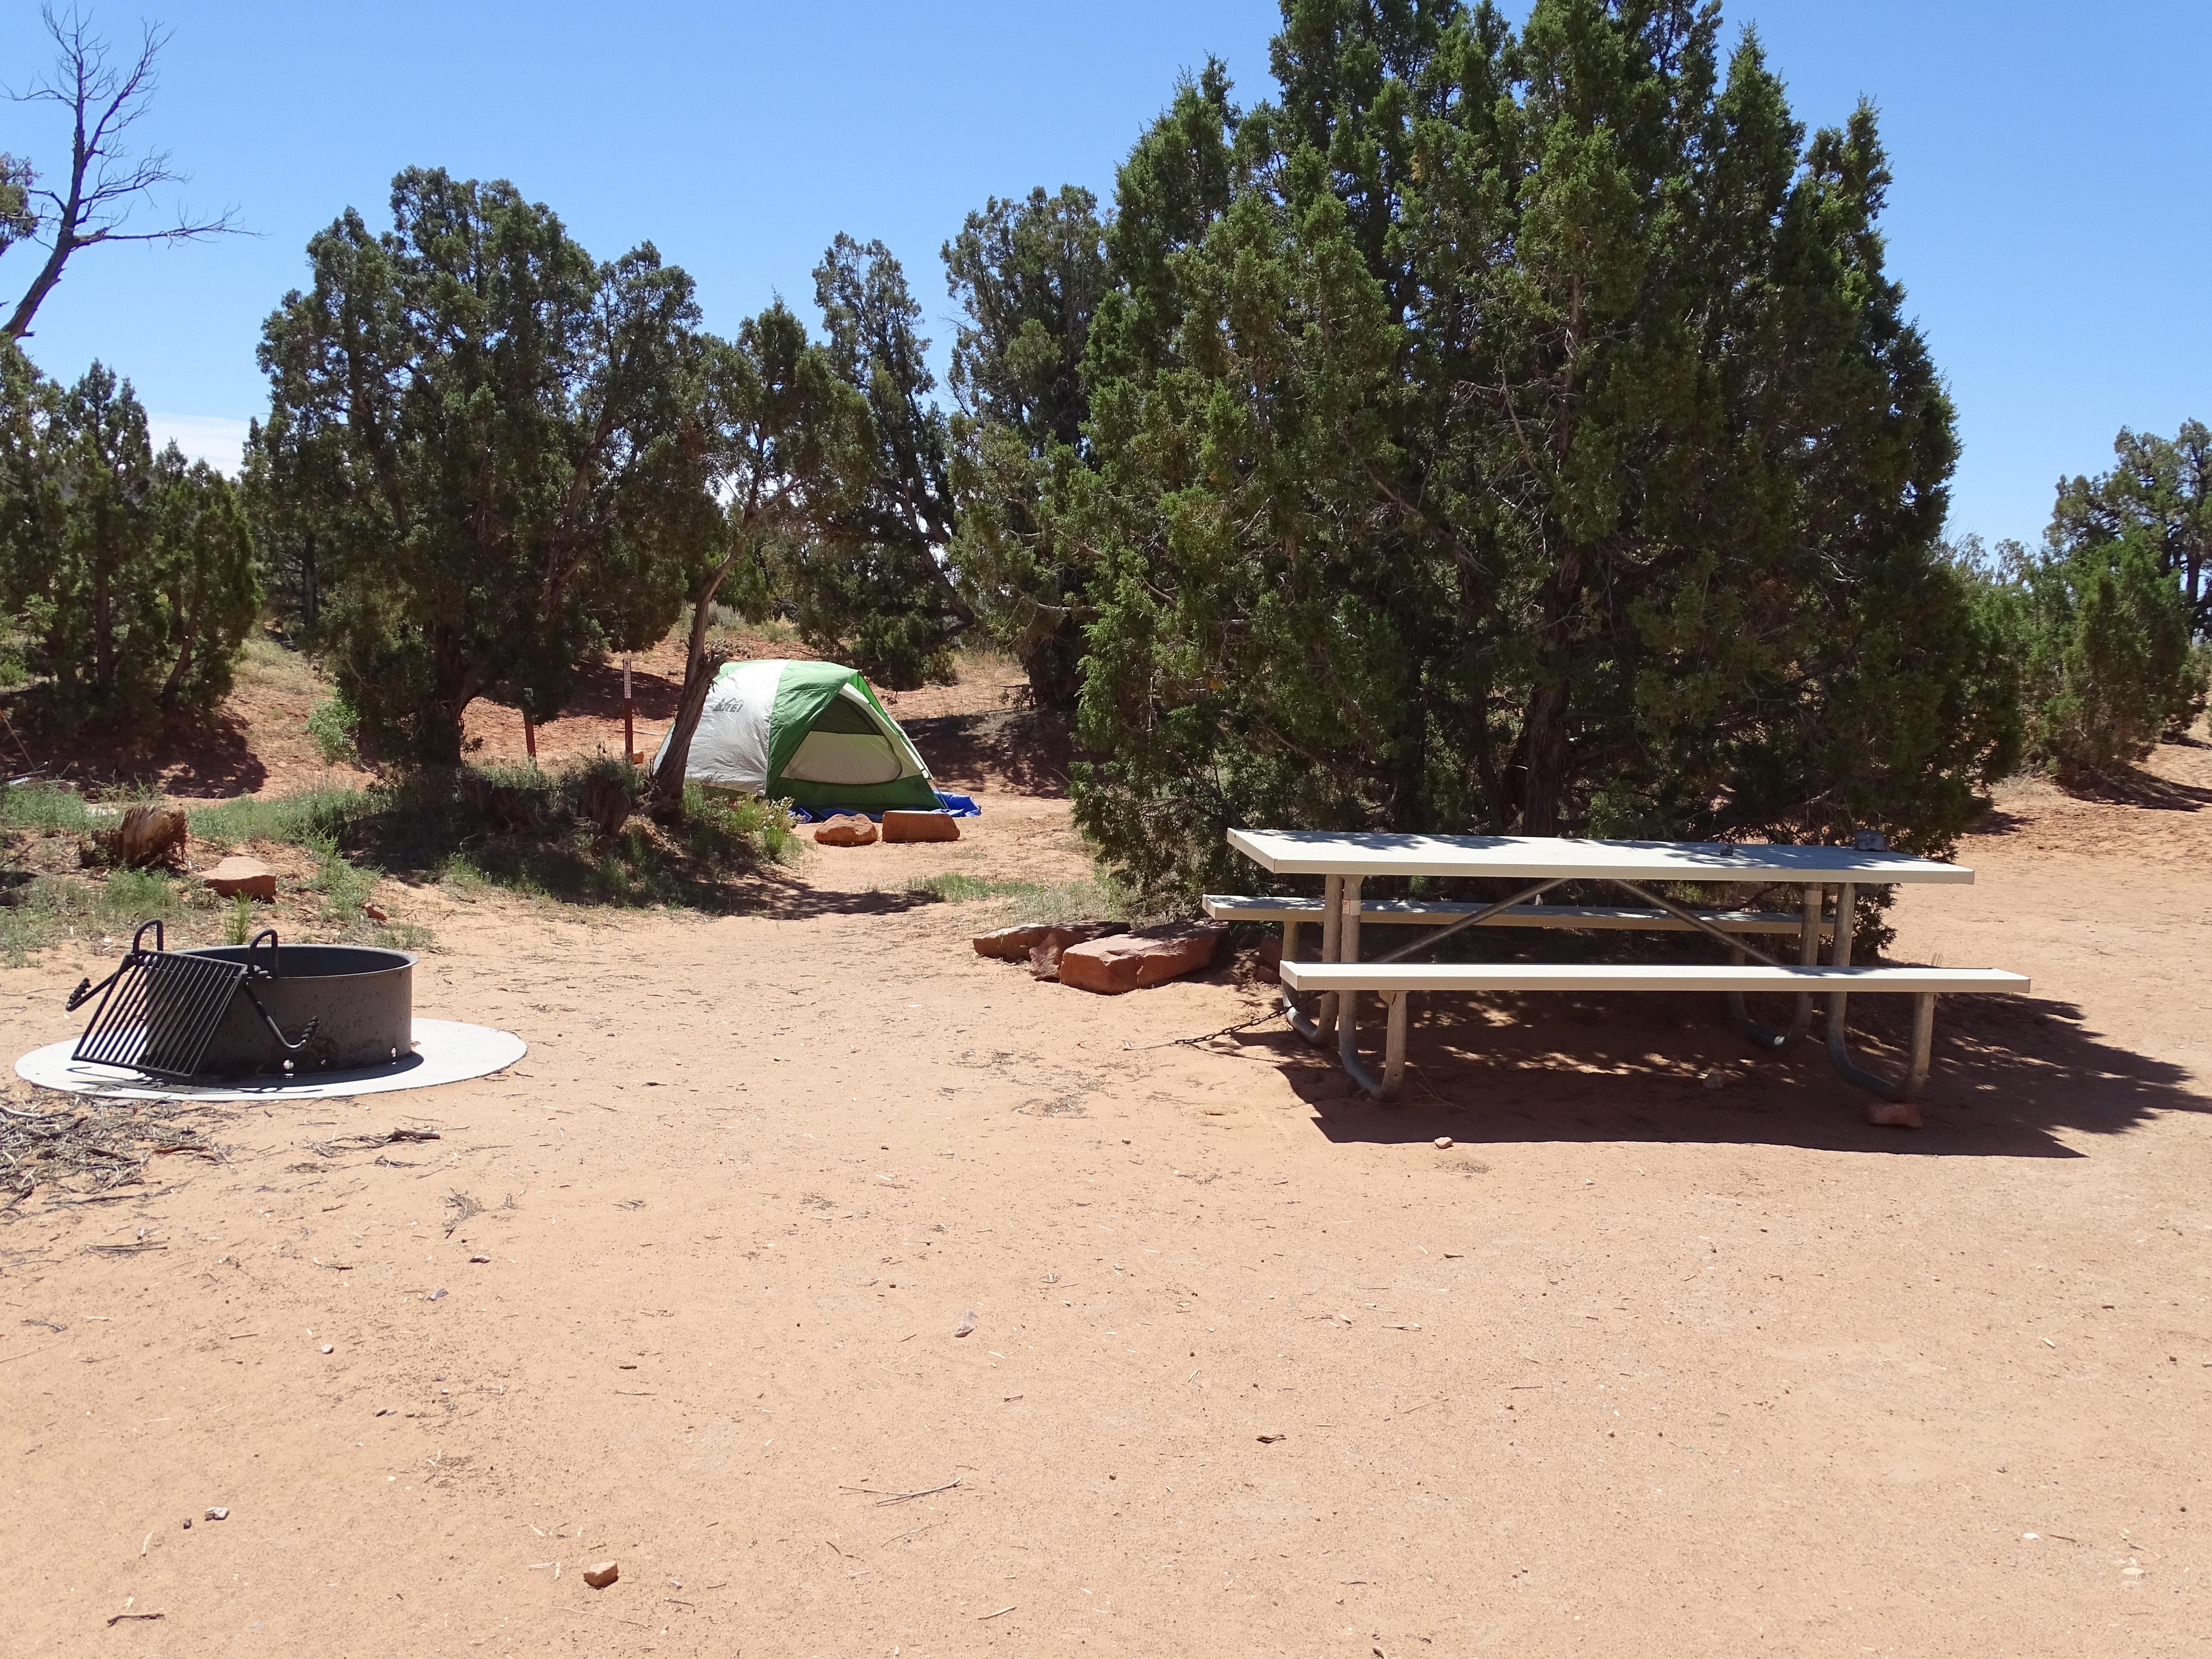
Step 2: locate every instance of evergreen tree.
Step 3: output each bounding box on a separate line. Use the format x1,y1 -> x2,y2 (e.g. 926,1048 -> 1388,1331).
256,169 -> 713,763
2050,420 -> 2211,642
652,305 -> 870,806
2019,533 -> 2193,780
1056,0 -> 2018,903
0,346 -> 259,734
779,235 -> 971,688
945,186 -> 1109,704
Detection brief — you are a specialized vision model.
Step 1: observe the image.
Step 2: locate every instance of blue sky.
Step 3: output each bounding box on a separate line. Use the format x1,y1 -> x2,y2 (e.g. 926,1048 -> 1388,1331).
2,1 -> 2204,550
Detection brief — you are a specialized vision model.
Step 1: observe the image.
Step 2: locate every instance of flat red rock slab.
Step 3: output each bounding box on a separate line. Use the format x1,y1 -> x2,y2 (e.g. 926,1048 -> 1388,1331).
1057,923 -> 1226,995
204,854 -> 276,901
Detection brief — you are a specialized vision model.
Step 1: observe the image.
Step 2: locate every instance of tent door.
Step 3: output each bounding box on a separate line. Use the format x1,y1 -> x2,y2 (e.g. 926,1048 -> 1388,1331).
781,729 -> 905,785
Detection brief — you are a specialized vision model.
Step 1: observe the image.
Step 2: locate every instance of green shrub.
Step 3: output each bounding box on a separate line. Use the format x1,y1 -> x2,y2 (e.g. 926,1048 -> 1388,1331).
0,780 -> 94,833
97,867 -> 179,923
2000,534 -> 2197,782
0,350 -> 261,739
187,786 -> 370,850
300,831 -> 375,920
306,690 -> 361,765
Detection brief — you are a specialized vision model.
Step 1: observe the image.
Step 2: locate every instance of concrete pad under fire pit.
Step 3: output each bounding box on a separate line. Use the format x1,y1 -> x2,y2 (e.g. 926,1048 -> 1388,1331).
15,1018 -> 525,1102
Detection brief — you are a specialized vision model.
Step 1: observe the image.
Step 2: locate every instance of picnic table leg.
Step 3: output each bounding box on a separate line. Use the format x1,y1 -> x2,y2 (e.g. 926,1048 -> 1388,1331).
1313,875 -> 1346,1043
1822,879 -> 1930,1126
1330,878 -> 1405,1100
1281,918 -> 1324,1044
1726,882 -> 1825,1049
1337,987 -> 1407,1101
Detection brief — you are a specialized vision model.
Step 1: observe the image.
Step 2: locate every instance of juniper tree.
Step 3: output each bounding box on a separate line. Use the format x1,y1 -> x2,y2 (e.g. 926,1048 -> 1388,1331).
256,169 -> 713,763
1057,0 -> 2018,903
777,235 -> 971,688
2050,421 -> 2211,641
652,304 -> 869,806
0,349 -> 258,733
944,186 -> 1109,704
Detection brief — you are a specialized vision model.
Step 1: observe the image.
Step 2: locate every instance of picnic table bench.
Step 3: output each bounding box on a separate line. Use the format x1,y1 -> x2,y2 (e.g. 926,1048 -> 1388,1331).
1207,830 -> 2030,1125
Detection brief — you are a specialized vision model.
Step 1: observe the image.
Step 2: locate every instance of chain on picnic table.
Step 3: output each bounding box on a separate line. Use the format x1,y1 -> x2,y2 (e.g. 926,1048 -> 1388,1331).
1124,1006 -> 1287,1051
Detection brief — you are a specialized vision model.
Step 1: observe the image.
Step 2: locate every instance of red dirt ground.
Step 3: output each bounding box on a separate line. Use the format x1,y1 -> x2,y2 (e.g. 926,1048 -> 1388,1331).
2,671 -> 2207,1656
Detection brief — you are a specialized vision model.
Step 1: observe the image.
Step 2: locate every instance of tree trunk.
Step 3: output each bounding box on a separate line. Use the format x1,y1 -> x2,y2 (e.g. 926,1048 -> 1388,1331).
1518,676 -> 1571,835
651,641 -> 726,811
158,595 -> 198,707
419,629 -> 474,766
2,233 -> 74,343
91,562 -> 113,694
651,558 -> 739,810
1515,529 -> 1592,835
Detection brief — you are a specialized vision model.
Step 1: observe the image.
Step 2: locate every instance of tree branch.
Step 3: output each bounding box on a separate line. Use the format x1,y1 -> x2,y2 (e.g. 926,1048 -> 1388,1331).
2,4 -> 244,341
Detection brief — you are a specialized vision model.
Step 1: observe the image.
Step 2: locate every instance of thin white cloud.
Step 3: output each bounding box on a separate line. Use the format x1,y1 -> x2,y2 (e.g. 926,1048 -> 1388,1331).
148,413 -> 251,476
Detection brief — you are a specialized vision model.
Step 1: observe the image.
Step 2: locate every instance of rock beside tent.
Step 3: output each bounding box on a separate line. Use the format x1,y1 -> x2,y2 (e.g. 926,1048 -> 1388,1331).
813,815 -> 878,846
882,810 -> 960,843
1057,924 -> 1227,995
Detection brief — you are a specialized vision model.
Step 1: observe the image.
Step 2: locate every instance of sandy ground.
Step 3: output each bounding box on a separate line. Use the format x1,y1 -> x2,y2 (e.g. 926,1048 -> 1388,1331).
3,730 -> 2209,1656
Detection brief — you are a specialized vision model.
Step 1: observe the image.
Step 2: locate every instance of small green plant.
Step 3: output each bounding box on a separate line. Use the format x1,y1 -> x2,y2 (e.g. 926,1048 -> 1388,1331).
98,867 -> 179,923
222,891 -> 256,944
188,786 -> 367,849
905,872 -> 1022,902
0,876 -> 87,963
300,831 -> 376,920
306,690 -> 362,765
0,780 -> 95,834
902,870 -> 1126,923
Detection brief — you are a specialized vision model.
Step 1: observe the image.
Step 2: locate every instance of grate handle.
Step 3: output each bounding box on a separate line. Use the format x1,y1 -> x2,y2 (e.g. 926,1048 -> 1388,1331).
65,919 -> 167,1012
239,980 -> 317,1054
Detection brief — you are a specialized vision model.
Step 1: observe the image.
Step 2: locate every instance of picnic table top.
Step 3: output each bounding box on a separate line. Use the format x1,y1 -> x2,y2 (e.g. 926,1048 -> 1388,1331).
1225,829 -> 1973,885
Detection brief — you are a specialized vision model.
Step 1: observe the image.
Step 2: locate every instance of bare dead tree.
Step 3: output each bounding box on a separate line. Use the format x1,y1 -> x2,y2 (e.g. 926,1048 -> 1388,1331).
2,6 -> 242,342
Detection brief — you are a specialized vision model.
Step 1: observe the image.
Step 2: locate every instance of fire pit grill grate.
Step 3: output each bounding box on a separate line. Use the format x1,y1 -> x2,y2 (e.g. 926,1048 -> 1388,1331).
67,921 -> 245,1079
65,922 -> 319,1081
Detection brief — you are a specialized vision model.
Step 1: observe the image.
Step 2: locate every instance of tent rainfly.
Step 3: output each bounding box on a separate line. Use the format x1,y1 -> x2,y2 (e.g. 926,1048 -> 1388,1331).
651,658 -> 942,815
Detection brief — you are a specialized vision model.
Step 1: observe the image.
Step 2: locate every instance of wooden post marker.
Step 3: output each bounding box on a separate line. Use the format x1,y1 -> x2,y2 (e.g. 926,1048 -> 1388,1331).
623,654 -> 635,767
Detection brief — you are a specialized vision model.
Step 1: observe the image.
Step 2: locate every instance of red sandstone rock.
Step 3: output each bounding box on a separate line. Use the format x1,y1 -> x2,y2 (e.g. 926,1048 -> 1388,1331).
1057,923 -> 1227,995
881,809 -> 960,843
813,815 -> 879,847
204,855 -> 276,901
972,923 -> 1049,960
973,921 -> 1125,966
1027,925 -> 1109,981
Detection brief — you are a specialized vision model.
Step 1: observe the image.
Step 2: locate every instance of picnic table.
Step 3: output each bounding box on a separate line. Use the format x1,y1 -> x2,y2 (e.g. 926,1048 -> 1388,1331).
1205,831 -> 2030,1125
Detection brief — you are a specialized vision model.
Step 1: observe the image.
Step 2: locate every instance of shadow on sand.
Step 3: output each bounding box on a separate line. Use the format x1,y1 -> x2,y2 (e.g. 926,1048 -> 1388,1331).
901,706 -> 1075,797
1203,983 -> 2197,1159
723,867 -> 947,922
6,705 -> 270,796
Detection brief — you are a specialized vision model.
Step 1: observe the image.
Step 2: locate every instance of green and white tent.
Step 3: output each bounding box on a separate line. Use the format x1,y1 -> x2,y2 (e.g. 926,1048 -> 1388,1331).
652,658 -> 942,815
